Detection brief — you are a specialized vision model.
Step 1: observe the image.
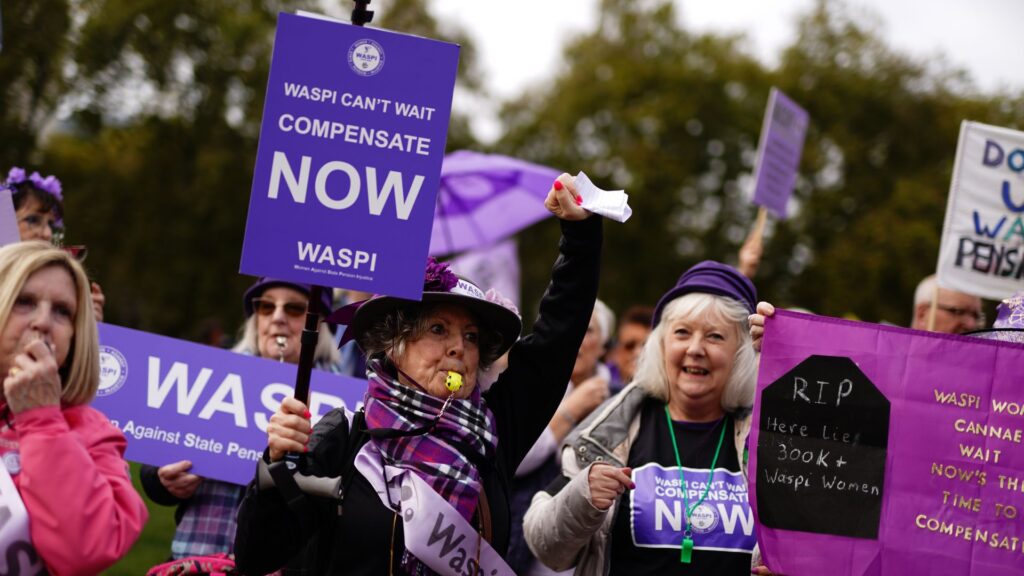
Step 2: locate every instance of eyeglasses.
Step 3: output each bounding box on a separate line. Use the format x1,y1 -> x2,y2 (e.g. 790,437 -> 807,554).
936,304 -> 985,325
18,214 -> 63,236
251,298 -> 308,318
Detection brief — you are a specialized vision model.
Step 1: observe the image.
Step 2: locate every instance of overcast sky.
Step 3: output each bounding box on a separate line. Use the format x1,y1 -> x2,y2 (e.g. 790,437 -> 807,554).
429,0 -> 1024,141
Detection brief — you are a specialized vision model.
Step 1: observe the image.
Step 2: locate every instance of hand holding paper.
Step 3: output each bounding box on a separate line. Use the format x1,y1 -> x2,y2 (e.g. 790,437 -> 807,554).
574,172 -> 632,223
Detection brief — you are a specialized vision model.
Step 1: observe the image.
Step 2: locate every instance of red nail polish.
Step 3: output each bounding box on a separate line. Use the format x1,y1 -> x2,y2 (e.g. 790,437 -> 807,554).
553,180 -> 563,191
304,445 -> 309,452
575,195 -> 582,206
304,410 -> 311,418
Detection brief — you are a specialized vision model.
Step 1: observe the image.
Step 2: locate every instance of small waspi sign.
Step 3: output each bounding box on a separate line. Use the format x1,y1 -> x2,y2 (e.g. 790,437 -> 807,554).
240,12 -> 460,300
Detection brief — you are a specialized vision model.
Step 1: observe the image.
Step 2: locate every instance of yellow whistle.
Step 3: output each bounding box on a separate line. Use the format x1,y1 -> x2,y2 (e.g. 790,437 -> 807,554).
445,371 -> 463,393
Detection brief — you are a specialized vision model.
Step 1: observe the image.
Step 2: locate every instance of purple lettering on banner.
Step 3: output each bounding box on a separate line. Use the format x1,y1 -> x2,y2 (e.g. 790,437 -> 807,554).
750,311 -> 1024,576
91,323 -> 368,486
240,12 -> 460,300
630,464 -> 755,553
751,88 -> 809,219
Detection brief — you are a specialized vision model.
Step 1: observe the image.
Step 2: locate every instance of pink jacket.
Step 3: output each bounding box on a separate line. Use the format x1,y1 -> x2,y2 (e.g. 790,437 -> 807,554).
0,403 -> 148,575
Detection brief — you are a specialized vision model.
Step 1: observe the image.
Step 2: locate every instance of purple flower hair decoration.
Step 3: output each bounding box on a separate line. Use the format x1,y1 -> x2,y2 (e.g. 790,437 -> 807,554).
5,167 -> 26,187
2,167 -> 63,202
424,257 -> 458,293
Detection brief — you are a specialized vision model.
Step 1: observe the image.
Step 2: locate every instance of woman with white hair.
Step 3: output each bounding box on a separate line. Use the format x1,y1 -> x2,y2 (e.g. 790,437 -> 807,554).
0,242 -> 147,574
523,261 -> 761,575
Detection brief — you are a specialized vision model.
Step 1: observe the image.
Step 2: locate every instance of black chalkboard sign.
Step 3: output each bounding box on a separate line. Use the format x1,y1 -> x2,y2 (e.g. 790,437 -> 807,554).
757,355 -> 890,538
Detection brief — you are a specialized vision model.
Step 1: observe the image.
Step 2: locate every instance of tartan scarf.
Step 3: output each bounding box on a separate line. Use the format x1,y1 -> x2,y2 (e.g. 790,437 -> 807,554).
363,358 -> 497,522
170,480 -> 244,559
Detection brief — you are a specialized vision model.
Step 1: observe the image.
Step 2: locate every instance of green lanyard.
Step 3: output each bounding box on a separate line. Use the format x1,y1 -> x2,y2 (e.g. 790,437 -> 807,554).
664,405 -> 728,564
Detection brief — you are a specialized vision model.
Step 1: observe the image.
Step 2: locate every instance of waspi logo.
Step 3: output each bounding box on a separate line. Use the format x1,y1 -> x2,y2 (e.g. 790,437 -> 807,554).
98,345 -> 129,397
348,39 -> 385,76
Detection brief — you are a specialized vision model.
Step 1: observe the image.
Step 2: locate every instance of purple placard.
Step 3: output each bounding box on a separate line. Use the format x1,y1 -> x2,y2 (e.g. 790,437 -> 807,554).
750,311 -> 1024,576
0,190 -> 20,246
91,323 -> 368,486
751,88 -> 809,219
240,13 -> 459,300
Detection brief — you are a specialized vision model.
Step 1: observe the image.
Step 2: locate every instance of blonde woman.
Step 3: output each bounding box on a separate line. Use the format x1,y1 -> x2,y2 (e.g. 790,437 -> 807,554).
0,241 -> 147,575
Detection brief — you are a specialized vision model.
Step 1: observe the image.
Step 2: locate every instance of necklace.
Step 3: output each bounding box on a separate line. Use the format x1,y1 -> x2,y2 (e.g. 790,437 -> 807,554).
663,405 -> 728,564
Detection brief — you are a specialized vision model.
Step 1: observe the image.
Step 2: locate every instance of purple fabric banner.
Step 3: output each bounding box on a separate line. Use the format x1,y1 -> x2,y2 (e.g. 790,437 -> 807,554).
240,13 -> 459,300
751,88 -> 809,219
91,323 -> 368,486
750,310 -> 1024,576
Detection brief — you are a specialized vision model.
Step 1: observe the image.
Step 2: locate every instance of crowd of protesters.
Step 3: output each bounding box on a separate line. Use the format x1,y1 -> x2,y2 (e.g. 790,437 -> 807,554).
1,157 -> 1020,576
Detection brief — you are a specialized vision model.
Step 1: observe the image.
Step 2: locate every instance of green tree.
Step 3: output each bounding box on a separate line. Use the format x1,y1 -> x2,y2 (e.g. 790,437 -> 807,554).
499,0 -> 1024,326
759,0 -> 1024,323
0,0 -> 72,166
499,0 -> 771,322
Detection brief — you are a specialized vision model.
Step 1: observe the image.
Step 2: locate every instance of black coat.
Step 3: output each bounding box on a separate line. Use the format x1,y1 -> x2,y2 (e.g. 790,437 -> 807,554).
234,217 -> 603,575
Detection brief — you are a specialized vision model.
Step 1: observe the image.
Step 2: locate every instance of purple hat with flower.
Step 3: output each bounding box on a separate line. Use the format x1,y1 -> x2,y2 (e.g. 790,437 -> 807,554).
332,257 -> 523,355
967,292 -> 1024,344
652,260 -> 758,326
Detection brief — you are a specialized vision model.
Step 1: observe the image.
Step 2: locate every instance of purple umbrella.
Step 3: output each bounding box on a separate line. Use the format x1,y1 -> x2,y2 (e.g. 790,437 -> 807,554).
428,150 -> 561,256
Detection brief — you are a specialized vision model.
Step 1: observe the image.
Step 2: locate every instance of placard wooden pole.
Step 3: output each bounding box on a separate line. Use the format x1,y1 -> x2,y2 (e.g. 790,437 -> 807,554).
926,287 -> 939,332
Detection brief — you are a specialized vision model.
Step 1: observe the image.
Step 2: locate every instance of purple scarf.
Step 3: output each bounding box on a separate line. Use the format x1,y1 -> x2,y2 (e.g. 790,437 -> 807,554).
363,359 -> 498,522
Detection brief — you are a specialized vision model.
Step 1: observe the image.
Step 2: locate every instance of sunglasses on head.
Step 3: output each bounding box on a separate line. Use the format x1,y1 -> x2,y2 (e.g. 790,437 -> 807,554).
252,298 -> 308,318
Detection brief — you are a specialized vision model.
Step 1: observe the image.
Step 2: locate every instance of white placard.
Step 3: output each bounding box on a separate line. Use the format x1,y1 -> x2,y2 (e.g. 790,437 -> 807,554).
936,121 -> 1024,299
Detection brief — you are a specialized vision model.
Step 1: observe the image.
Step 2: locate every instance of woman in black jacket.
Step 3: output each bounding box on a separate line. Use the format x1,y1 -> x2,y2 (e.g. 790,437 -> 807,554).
235,174 -> 603,575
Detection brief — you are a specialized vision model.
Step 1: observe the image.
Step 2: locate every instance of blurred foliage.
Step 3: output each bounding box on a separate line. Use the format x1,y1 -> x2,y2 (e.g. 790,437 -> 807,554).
0,0 -> 72,166
499,0 -> 1024,326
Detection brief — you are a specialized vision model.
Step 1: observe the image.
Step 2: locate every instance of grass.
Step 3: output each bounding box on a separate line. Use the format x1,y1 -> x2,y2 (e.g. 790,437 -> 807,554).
102,462 -> 177,575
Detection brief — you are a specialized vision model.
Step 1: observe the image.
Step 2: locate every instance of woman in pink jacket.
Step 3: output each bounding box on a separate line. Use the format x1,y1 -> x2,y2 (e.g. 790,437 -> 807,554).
0,241 -> 147,575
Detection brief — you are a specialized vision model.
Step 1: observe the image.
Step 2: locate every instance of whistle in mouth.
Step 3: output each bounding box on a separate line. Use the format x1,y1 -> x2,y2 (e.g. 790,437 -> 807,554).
445,371 -> 463,393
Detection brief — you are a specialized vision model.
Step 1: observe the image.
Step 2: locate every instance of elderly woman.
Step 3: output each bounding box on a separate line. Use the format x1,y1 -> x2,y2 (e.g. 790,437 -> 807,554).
524,261 -> 761,575
234,176 -> 601,575
140,277 -> 337,560
0,241 -> 147,574
2,166 -> 106,320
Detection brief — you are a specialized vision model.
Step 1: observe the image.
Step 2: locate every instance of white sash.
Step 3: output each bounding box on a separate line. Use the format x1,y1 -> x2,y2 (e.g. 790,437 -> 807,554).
0,462 -> 47,575
354,444 -> 515,576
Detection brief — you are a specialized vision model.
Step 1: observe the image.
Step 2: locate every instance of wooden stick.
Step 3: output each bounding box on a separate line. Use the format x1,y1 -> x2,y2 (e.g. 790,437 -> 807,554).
926,288 -> 939,332
738,207 -> 768,279
752,207 -> 768,244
